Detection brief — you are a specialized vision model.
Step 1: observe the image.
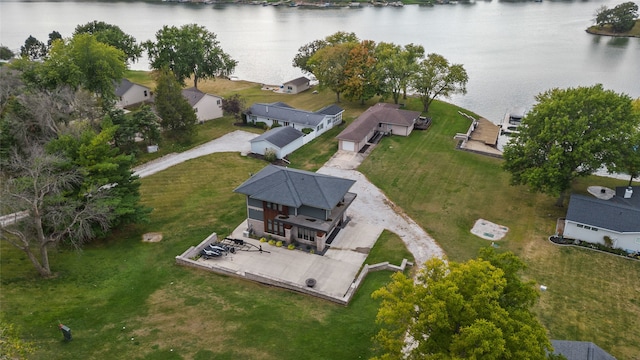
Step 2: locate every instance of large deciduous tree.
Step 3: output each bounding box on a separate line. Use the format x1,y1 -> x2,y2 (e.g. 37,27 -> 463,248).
343,40 -> 379,105
595,2 -> 639,33
503,85 -> 640,206
308,42 -> 355,103
410,53 -> 468,113
145,24 -> 237,89
74,20 -> 143,64
375,42 -> 424,104
292,31 -> 359,74
38,33 -> 126,101
1,147 -> 112,277
372,249 -> 553,360
154,69 -> 198,141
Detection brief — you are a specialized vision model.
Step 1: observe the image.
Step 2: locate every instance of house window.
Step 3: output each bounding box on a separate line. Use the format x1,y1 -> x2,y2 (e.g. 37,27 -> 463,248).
194,108 -> 198,113
217,99 -> 221,105
591,227 -> 598,232
297,228 -> 315,242
317,124 -> 323,131
273,119 -> 279,125
266,219 -> 284,236
577,224 -> 584,228
283,122 -> 290,126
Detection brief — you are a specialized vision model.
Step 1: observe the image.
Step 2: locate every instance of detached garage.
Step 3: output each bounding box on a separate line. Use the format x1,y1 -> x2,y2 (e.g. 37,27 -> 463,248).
250,126 -> 305,159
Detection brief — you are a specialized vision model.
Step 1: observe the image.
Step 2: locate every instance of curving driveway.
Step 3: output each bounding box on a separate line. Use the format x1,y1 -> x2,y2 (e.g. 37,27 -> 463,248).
132,130 -> 444,265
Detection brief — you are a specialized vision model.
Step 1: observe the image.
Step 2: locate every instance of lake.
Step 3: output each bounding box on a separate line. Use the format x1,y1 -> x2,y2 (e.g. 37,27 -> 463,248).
1,0 -> 638,123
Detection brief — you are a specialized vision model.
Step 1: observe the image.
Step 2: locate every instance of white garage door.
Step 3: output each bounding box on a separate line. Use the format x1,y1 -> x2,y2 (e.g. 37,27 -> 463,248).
341,141 -> 355,152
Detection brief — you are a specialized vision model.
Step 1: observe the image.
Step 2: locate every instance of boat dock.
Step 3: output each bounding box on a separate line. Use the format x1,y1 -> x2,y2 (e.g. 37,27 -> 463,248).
454,112 -> 502,157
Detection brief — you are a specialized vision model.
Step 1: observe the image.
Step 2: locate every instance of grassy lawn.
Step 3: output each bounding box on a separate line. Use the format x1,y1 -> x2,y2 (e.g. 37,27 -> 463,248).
0,152 -> 412,359
358,99 -> 640,359
2,74 -> 639,359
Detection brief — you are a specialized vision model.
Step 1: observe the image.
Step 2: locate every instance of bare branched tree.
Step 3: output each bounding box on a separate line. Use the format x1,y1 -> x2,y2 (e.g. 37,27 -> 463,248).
1,146 -> 112,277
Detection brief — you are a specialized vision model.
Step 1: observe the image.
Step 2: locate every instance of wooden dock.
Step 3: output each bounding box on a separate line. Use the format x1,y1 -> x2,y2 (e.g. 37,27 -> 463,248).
469,117 -> 500,146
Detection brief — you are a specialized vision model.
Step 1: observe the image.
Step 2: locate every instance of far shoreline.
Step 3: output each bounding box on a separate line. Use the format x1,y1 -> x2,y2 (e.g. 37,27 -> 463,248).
585,19 -> 640,38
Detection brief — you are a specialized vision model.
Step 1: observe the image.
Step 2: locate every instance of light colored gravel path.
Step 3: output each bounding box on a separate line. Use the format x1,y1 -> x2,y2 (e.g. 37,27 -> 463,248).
318,165 -> 445,267
129,129 -> 444,265
133,130 -> 258,178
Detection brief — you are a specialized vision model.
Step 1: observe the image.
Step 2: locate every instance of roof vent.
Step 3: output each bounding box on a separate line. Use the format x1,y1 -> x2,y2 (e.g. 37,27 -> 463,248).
624,187 -> 633,199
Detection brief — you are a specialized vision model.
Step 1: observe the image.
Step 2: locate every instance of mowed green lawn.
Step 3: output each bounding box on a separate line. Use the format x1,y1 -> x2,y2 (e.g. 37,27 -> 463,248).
2,74 -> 639,358
358,98 -> 640,359
0,151 -> 412,360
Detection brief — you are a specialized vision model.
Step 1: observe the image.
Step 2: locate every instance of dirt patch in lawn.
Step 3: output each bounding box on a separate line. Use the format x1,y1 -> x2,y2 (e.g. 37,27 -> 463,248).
142,232 -> 163,242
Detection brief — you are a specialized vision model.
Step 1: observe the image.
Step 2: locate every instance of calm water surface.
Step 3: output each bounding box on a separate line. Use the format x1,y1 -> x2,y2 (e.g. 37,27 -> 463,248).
1,0 -> 638,122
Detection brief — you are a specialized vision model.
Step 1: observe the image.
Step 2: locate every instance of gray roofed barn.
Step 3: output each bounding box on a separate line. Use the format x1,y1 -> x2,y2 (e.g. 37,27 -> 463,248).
550,340 -> 616,360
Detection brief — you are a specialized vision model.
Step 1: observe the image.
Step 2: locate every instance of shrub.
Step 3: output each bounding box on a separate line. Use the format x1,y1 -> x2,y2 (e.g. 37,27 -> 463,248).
271,123 -> 282,128
603,235 -> 613,248
260,237 -> 267,243
287,244 -> 295,250
309,249 -> 315,254
276,241 -> 283,247
268,239 -> 276,246
255,121 -> 267,129
264,148 -> 277,163
301,128 -> 313,135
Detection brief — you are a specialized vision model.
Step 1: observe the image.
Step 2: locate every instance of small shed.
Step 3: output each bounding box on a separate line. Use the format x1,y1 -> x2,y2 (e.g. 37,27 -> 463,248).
282,76 -> 310,94
250,126 -> 305,159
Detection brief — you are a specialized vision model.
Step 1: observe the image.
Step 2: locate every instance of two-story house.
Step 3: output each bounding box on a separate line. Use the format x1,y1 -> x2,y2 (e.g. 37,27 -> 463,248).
234,165 -> 357,252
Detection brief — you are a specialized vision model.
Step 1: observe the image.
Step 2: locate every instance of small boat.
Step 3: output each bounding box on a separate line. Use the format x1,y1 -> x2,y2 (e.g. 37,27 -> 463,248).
500,106 -> 526,136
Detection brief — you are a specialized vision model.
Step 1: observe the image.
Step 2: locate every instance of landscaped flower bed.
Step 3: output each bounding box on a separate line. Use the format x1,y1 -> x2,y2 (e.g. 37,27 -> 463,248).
549,236 -> 640,260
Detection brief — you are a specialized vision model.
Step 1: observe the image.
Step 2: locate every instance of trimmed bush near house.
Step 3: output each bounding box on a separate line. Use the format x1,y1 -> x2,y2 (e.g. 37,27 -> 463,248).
260,237 -> 267,243
287,244 -> 295,250
276,241 -> 283,247
268,239 -> 276,246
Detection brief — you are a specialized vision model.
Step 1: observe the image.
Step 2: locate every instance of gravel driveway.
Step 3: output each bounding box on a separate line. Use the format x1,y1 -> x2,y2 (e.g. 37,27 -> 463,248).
132,129 -> 444,266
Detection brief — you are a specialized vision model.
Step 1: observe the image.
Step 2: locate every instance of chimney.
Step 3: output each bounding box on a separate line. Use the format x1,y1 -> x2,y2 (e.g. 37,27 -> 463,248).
624,187 -> 633,199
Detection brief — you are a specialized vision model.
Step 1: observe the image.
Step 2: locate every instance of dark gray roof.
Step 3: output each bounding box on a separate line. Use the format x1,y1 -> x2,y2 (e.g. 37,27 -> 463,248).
337,103 -> 420,141
115,78 -> 136,97
182,87 -> 206,107
566,186 -> 640,232
284,76 -> 310,86
246,103 -> 327,127
316,104 -> 344,116
234,165 -> 356,210
551,340 -> 616,360
250,126 -> 304,148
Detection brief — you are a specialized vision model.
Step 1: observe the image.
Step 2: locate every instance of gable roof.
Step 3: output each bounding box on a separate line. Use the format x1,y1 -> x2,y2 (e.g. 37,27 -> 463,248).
234,165 -> 355,210
115,78 -> 146,97
246,102 -> 328,127
316,104 -> 344,116
566,186 -> 640,232
337,103 -> 421,141
284,76 -> 310,86
250,126 -> 304,148
551,340 -> 616,360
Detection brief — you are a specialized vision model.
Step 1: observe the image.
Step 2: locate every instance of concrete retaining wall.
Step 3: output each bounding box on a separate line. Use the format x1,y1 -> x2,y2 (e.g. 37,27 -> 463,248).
176,232 -> 413,305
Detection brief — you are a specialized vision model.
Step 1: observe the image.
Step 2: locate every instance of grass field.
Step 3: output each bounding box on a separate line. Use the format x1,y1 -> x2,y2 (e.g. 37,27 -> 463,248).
2,74 -> 639,359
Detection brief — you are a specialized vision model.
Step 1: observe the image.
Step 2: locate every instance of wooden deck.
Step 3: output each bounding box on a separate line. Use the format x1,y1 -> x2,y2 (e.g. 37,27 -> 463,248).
469,117 -> 500,146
